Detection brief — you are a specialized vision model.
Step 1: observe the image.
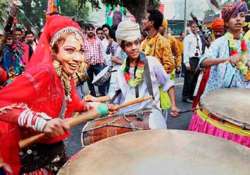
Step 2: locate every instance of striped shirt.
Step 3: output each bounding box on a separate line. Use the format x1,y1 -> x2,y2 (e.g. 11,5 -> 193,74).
84,37 -> 105,65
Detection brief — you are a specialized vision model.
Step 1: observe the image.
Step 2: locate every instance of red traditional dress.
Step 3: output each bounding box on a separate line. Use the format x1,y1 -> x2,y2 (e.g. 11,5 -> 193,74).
0,15 -> 87,175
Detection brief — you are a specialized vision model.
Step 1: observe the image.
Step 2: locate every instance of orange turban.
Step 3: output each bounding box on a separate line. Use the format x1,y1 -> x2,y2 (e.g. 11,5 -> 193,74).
211,18 -> 224,31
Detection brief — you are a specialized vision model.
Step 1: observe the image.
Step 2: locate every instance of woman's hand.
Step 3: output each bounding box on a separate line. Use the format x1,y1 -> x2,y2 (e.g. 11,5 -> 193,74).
43,118 -> 69,137
170,105 -> 180,117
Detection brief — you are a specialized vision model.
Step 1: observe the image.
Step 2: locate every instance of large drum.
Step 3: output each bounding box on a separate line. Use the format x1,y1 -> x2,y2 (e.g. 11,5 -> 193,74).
189,88 -> 250,147
58,130 -> 250,175
81,110 -> 150,146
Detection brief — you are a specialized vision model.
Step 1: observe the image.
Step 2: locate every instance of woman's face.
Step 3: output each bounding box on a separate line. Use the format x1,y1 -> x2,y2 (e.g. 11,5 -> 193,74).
55,33 -> 85,76
103,27 -> 110,37
5,36 -> 13,45
227,12 -> 245,31
123,39 -> 140,60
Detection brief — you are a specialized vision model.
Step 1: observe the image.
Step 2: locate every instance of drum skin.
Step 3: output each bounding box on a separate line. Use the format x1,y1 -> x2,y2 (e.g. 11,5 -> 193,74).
200,88 -> 250,128
81,113 -> 150,146
59,130 -> 250,175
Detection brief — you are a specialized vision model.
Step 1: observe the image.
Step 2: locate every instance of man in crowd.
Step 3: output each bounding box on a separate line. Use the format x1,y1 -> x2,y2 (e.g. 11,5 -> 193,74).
141,10 -> 175,75
182,21 -> 202,103
24,30 -> 37,60
141,9 -> 176,123
84,24 -> 107,96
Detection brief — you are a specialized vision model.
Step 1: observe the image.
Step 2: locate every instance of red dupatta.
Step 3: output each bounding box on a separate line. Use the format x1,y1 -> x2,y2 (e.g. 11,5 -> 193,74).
0,15 -> 84,175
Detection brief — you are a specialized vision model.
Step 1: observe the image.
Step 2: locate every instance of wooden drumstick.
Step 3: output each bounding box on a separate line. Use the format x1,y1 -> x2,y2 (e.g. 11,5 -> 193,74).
19,96 -> 152,149
114,96 -> 152,110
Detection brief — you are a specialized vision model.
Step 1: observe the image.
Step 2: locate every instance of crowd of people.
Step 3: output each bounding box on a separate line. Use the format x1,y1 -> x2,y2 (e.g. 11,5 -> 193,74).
0,0 -> 250,174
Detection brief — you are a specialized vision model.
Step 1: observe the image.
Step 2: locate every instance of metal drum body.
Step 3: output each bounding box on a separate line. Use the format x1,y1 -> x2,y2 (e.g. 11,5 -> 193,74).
190,88 -> 250,147
59,130 -> 250,175
81,111 -> 150,146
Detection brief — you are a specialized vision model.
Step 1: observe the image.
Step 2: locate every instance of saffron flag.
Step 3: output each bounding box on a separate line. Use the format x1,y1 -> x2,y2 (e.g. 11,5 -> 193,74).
47,0 -> 61,15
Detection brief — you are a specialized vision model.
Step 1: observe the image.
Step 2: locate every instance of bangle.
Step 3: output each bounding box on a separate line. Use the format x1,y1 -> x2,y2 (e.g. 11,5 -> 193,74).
18,109 -> 48,132
96,104 -> 109,117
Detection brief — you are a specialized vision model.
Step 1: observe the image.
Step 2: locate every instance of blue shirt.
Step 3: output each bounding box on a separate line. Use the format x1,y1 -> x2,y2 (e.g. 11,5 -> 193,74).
200,35 -> 250,95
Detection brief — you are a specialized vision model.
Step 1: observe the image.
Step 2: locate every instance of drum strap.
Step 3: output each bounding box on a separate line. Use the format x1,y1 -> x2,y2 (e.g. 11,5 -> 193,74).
143,54 -> 155,100
110,89 -> 121,103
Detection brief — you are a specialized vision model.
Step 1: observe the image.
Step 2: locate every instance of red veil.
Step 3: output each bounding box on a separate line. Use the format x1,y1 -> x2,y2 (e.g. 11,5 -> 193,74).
0,15 -> 85,174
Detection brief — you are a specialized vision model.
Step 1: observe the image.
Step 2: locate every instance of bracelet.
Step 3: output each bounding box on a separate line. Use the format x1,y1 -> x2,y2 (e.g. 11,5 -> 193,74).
96,104 -> 109,117
18,109 -> 48,132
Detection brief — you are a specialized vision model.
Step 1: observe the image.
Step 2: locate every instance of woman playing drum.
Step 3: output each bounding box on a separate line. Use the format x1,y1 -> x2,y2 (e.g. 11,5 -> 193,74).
189,1 -> 250,147
0,15 -> 110,175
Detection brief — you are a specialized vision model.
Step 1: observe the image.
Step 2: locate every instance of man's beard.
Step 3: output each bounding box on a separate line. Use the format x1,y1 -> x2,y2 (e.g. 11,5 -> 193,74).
26,40 -> 33,44
88,33 -> 95,38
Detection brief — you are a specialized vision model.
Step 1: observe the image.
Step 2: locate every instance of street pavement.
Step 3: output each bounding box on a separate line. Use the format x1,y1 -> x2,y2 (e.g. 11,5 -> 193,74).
65,77 -> 193,156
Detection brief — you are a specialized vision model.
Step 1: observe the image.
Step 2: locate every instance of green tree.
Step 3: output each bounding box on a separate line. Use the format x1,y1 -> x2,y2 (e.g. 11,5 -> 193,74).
247,0 -> 250,9
18,0 -> 89,30
0,0 -> 89,31
80,0 -> 160,22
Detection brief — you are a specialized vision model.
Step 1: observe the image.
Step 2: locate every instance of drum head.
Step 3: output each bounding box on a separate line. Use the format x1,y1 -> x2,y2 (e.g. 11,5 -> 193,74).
200,88 -> 250,128
58,130 -> 250,175
92,66 -> 110,85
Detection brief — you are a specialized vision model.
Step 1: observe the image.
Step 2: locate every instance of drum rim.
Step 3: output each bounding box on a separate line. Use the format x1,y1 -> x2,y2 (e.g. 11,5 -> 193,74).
199,104 -> 250,130
200,88 -> 250,129
59,130 -> 250,175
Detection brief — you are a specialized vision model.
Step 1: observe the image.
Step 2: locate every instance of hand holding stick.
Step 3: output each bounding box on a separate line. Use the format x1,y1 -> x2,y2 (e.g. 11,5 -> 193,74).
19,96 -> 152,149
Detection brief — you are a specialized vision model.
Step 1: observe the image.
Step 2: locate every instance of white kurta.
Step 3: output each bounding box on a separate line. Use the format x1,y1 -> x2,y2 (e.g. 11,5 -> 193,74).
113,56 -> 175,129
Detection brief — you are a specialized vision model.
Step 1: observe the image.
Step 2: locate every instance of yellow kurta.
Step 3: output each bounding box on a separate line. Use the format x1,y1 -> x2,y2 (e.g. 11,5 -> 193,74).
168,35 -> 182,69
141,33 -> 175,73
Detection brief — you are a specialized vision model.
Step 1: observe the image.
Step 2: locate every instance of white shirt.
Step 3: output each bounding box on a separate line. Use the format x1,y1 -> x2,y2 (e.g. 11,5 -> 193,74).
183,32 -> 202,65
112,56 -> 175,129
101,38 -> 110,66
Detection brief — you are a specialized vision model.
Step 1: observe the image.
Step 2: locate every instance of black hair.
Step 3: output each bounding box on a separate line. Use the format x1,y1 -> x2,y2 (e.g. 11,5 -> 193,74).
147,9 -> 163,30
109,30 -> 116,41
25,30 -> 34,37
85,23 -> 95,31
189,20 -> 196,26
102,24 -> 111,31
14,27 -> 23,33
77,20 -> 87,29
102,24 -> 116,40
96,27 -> 103,33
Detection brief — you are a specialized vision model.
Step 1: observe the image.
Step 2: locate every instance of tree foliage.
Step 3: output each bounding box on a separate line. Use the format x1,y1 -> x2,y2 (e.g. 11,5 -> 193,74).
80,0 -> 160,22
0,0 -> 89,31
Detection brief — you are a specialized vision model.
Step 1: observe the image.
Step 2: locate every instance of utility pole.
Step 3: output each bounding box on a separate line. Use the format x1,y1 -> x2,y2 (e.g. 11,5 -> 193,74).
184,0 -> 187,34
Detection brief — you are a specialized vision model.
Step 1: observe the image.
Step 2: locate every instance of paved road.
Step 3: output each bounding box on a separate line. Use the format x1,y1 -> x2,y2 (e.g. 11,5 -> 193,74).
65,77 -> 193,156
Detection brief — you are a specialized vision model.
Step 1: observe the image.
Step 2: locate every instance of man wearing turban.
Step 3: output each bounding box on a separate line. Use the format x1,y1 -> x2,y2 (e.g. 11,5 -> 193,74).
189,1 -> 250,141
211,18 -> 225,39
112,20 -> 179,129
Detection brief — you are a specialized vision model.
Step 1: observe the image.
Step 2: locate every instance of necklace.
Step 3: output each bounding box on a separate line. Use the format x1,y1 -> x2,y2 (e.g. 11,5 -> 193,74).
226,32 -> 250,80
122,57 -> 145,87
